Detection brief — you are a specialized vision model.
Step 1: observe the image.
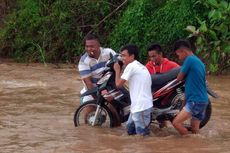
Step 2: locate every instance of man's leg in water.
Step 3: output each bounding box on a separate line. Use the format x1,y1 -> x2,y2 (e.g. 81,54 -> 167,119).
172,108 -> 191,135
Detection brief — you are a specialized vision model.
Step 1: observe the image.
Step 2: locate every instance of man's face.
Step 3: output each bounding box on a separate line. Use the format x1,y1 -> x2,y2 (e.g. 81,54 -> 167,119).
175,49 -> 186,61
85,39 -> 100,58
121,49 -> 134,65
148,50 -> 162,65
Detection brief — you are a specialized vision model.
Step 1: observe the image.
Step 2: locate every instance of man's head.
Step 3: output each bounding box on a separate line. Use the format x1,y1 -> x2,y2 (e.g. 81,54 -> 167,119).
147,43 -> 163,65
120,44 -> 139,65
84,33 -> 101,58
173,39 -> 193,61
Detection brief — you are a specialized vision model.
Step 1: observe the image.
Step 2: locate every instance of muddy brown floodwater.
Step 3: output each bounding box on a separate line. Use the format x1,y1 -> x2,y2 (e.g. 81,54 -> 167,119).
0,63 -> 230,153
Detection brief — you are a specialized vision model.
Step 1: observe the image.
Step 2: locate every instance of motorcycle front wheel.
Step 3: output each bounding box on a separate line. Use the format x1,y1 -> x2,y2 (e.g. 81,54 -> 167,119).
170,92 -> 212,129
74,101 -> 113,128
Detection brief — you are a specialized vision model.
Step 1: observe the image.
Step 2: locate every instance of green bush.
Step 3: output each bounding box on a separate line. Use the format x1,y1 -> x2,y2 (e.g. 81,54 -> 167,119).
0,0 -> 125,63
1,0 -> 228,74
186,0 -> 230,73
108,0 -> 202,62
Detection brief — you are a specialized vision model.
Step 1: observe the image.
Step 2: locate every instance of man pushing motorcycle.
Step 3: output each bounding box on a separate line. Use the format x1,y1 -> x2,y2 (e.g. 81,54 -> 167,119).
74,37 -> 216,135
113,44 -> 153,136
172,39 -> 209,136
78,33 -> 116,104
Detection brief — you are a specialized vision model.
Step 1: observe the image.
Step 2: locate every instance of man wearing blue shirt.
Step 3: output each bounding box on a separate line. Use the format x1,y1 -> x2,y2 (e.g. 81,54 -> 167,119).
172,40 -> 208,135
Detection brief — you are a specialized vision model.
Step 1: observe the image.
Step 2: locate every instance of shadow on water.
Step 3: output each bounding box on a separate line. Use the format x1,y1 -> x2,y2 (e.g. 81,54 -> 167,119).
0,63 -> 229,153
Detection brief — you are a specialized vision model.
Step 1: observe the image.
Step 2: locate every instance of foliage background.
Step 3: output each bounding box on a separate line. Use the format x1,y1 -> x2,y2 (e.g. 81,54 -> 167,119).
0,0 -> 229,73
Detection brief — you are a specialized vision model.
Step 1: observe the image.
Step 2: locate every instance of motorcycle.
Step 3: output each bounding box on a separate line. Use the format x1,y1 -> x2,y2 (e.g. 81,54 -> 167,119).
74,54 -> 218,129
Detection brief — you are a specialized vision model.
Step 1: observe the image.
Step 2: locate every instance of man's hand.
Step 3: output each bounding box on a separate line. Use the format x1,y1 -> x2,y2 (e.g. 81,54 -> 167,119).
113,62 -> 121,73
113,62 -> 126,88
82,76 -> 98,99
177,72 -> 185,81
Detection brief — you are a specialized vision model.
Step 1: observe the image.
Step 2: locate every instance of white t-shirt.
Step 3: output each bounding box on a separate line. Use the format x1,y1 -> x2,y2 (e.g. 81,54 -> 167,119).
121,60 -> 153,113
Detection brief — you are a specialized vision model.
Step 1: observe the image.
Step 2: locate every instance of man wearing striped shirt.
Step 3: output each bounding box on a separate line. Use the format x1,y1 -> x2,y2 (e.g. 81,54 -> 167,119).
78,34 -> 116,104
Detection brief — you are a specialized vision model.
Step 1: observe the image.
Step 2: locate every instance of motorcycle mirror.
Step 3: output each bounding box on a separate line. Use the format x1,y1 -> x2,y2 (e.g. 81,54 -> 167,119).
109,53 -> 113,59
106,53 -> 115,67
106,54 -> 122,68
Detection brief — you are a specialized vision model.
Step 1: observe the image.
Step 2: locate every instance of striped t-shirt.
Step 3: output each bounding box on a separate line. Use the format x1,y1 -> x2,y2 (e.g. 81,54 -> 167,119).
78,47 -> 116,86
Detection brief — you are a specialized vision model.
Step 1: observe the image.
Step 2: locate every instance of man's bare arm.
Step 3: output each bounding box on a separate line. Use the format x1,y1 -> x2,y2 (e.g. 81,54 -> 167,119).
177,72 -> 185,81
82,76 -> 95,90
114,63 -> 126,88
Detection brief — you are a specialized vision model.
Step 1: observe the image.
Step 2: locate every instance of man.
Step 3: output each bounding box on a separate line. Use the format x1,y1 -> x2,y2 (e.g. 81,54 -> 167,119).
172,39 -> 208,135
113,44 -> 153,136
145,43 -> 179,74
78,33 -> 116,103
146,43 -> 179,128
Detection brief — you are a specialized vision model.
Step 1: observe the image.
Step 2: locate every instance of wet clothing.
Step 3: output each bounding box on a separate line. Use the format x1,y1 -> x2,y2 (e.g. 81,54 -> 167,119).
78,47 -> 116,103
184,101 -> 208,121
126,107 -> 152,136
121,60 -> 153,136
145,58 -> 179,74
78,47 -> 116,84
121,60 -> 153,113
181,55 -> 208,103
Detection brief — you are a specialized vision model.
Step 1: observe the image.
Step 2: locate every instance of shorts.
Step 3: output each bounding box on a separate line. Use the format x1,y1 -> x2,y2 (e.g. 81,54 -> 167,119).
184,101 -> 208,121
126,107 -> 152,136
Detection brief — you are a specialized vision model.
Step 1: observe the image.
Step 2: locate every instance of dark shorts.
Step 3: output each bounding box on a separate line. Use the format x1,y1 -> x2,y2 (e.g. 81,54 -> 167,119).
184,101 -> 208,121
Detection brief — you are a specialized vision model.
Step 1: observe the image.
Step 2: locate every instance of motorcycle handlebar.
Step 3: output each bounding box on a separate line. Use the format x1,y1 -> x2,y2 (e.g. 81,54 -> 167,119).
207,85 -> 218,98
106,54 -> 123,69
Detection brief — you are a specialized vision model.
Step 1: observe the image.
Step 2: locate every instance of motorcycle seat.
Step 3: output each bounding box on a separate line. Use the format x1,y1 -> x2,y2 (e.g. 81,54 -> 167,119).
151,68 -> 180,91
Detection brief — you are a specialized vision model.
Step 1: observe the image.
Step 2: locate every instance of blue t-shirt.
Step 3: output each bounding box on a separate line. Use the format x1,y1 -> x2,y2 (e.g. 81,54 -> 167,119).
181,55 -> 208,103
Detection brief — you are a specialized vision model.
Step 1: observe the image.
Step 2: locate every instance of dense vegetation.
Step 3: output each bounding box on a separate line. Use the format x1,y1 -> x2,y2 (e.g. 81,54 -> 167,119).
108,0 -> 203,61
0,0 -> 127,63
0,0 -> 229,73
186,0 -> 230,73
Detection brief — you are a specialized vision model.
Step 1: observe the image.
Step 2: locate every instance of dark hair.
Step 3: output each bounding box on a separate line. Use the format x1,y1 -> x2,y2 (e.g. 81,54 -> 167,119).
120,44 -> 139,60
147,43 -> 162,54
83,33 -> 100,44
173,39 -> 192,52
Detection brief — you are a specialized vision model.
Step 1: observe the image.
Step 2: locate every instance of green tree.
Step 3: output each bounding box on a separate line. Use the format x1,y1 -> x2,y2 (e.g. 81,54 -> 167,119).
0,0 -> 126,63
186,0 -> 230,73
108,0 -> 201,62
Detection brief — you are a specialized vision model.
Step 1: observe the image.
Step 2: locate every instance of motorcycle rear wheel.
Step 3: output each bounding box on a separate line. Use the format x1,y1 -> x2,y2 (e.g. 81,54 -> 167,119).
74,101 -> 113,128
170,92 -> 212,129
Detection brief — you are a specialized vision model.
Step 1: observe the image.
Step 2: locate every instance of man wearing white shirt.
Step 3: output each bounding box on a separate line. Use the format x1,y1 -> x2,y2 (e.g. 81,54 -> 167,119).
113,44 -> 153,136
